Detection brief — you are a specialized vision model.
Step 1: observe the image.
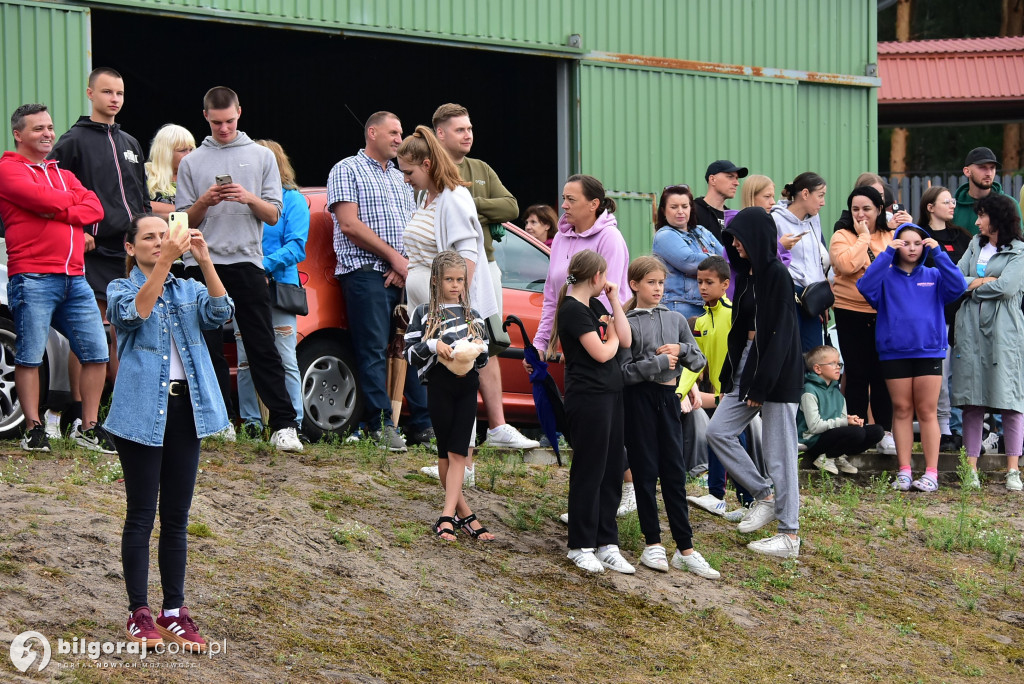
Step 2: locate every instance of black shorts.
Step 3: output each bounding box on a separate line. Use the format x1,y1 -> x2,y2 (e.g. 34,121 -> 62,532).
879,357 -> 943,380
84,253 -> 128,301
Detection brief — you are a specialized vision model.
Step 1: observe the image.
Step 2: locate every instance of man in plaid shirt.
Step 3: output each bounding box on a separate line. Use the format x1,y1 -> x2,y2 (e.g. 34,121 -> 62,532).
327,111 -> 430,451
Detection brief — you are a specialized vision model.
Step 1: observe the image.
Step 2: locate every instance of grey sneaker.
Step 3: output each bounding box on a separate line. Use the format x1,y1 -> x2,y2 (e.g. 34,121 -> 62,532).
737,498 -> 777,533
747,533 -> 800,558
1006,470 -> 1023,492
723,508 -> 747,523
484,424 -> 539,450
812,454 -> 839,475
372,426 -> 407,452
834,456 -> 858,474
670,549 -> 721,579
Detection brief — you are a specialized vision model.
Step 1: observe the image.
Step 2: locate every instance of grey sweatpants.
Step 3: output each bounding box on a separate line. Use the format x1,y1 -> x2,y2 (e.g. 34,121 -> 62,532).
705,341 -> 800,533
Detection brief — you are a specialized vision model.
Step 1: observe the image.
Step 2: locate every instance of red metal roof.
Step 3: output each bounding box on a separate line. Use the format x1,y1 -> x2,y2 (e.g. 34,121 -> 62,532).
878,37 -> 1024,104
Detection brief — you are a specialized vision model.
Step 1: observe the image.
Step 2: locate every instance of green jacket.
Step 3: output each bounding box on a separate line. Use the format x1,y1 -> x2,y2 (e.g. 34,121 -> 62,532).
953,181 -> 1021,236
796,371 -> 848,447
456,157 -> 519,262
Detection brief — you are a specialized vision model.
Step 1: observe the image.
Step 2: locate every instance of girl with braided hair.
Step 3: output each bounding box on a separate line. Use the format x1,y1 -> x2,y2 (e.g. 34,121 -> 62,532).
405,251 -> 493,541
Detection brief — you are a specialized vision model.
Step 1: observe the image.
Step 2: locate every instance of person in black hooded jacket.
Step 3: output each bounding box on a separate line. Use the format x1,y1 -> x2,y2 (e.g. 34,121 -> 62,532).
706,207 -> 804,559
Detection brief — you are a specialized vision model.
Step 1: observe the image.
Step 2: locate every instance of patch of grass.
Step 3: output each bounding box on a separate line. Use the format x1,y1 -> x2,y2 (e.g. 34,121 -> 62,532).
953,568 -> 981,611
615,512 -> 645,556
504,496 -> 558,532
0,455 -> 29,484
187,522 -> 214,538
392,522 -> 421,547
331,522 -> 370,548
817,542 -> 844,564
0,556 -> 23,575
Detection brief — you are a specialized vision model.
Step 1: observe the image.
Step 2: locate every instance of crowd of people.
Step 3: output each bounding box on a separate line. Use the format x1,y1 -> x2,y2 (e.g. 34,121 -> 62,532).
2,68 -> 1023,646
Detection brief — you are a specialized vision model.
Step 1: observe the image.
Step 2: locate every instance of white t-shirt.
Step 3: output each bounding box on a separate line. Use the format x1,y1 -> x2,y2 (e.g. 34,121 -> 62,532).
404,197 -> 439,270
976,242 -> 998,277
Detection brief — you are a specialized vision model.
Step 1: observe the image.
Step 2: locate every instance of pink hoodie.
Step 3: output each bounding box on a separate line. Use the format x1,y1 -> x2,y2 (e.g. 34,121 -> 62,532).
534,209 -> 631,354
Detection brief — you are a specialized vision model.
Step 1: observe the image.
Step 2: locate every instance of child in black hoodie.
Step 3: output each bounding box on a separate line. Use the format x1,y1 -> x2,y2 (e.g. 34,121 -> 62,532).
706,207 -> 804,558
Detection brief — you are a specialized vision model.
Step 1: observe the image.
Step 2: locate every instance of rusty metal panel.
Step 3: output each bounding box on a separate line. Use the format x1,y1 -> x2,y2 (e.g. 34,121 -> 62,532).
1,0 -> 90,149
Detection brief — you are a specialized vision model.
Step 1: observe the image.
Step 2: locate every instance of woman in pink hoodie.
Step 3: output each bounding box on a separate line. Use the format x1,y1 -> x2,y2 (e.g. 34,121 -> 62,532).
531,174 -> 635,518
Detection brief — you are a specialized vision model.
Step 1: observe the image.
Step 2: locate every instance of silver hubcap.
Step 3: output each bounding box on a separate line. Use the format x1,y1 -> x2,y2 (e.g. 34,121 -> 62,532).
301,354 -> 358,433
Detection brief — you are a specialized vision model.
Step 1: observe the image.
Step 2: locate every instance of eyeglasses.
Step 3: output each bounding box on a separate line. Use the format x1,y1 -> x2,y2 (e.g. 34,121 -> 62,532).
940,199 -> 957,207
663,184 -> 690,191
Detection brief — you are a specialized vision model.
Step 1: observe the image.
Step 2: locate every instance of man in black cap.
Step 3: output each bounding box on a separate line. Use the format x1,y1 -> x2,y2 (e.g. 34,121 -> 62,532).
953,147 -> 1021,234
693,160 -> 748,243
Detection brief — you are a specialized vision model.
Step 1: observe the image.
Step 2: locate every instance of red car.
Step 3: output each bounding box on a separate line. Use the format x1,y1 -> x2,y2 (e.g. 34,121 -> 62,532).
291,188 -> 562,439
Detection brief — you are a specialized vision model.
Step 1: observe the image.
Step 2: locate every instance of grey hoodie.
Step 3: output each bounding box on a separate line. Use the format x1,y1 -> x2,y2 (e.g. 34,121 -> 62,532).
175,131 -> 283,268
619,305 -> 706,385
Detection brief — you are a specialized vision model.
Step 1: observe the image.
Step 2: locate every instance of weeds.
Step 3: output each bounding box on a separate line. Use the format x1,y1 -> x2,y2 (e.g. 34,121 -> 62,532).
0,455 -> 29,484
187,522 -> 214,538
953,568 -> 981,611
331,522 -> 369,548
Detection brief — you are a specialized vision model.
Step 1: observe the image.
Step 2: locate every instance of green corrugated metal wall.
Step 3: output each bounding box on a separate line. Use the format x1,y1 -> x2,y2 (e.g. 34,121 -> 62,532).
1,0 -> 89,144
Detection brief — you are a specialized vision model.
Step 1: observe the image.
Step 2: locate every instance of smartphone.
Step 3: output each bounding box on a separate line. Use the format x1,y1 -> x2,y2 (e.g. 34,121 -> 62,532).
215,174 -> 232,186
795,229 -> 811,237
168,212 -> 189,234
891,203 -> 905,213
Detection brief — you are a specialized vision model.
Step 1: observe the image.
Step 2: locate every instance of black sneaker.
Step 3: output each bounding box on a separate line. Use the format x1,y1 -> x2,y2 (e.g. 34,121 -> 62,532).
406,427 -> 437,450
76,423 -> 117,455
21,421 -> 51,452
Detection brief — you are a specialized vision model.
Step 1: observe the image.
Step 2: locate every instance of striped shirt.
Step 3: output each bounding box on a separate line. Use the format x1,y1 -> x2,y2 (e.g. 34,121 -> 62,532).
404,196 -> 439,269
405,303 -> 489,383
327,149 -> 415,275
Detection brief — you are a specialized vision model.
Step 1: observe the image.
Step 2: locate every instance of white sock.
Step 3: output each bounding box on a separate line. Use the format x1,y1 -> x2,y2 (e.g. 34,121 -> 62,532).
163,608 -> 180,617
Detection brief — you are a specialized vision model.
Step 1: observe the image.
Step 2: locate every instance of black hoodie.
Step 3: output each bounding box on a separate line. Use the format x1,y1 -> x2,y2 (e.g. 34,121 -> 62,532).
49,116 -> 150,259
720,207 -> 803,404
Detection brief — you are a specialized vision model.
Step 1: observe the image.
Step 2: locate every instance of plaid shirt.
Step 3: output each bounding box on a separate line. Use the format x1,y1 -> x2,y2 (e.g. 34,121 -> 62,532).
327,149 -> 414,275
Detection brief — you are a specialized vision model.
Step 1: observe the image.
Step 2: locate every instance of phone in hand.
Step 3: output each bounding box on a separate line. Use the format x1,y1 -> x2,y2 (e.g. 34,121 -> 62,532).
168,212 -> 189,234
891,203 -> 905,213
215,174 -> 232,186
795,229 -> 811,237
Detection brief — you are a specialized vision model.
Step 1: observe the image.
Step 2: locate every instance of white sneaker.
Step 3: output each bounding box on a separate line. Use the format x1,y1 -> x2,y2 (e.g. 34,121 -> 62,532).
670,549 -> 721,579
747,533 -> 801,558
639,545 -> 669,572
812,455 -> 839,475
270,427 -> 303,452
963,469 -> 981,490
567,548 -> 604,573
982,431 -> 1000,454
44,409 -> 62,439
595,544 -> 636,574
835,456 -> 859,474
617,485 -> 637,517
484,424 -> 540,450
723,508 -> 747,523
1007,470 -> 1023,491
876,432 -> 896,455
215,423 -> 237,442
686,493 -> 726,516
69,418 -> 83,440
419,464 -> 475,486
558,512 -> 569,524
737,498 -> 777,533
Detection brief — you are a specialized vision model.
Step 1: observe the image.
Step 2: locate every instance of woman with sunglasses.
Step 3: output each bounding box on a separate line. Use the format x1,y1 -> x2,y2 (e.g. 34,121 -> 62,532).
652,184 -> 724,320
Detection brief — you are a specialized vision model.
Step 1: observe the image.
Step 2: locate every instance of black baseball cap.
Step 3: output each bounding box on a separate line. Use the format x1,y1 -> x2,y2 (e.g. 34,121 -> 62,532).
964,147 -> 999,167
705,160 -> 749,181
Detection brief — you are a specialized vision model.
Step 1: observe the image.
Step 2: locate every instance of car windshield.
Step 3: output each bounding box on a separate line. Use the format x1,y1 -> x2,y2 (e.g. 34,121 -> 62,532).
493,229 -> 549,293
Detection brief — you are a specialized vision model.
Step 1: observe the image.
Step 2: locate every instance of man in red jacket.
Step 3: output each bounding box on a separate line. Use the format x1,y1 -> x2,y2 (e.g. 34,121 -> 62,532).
0,103 -> 111,453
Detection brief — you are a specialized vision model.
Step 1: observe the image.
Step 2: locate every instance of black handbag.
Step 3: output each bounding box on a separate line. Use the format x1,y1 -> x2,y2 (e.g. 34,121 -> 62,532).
795,281 -> 834,318
484,313 -> 511,357
269,278 -> 308,316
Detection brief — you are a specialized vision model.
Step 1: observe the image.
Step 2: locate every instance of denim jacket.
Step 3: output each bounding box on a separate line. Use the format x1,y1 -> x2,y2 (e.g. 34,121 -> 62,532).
652,224 -> 724,310
104,266 -> 234,446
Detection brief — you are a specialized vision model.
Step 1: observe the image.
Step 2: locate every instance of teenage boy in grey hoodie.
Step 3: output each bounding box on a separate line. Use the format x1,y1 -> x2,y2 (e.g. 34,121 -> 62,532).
176,86 -> 301,453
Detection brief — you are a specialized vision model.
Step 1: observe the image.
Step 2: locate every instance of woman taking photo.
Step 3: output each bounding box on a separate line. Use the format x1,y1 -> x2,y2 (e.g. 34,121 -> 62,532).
652,184 -> 724,320
145,124 -> 195,218
919,186 -> 973,451
951,194 -> 1024,491
829,186 -> 896,455
771,172 -> 829,352
106,214 -> 233,652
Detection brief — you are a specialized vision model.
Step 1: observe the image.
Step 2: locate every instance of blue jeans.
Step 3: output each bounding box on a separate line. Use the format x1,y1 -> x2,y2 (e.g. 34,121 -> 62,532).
8,273 -> 108,366
666,300 -> 706,321
236,307 -> 303,425
338,269 -> 429,432
796,302 -> 823,354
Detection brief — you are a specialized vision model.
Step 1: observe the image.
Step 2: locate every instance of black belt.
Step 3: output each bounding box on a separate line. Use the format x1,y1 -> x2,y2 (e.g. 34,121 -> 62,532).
169,380 -> 189,396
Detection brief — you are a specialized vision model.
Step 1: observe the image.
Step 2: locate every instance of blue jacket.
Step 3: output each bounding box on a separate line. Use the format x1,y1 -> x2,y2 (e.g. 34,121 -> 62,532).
857,229 -> 967,361
262,187 -> 309,286
104,267 -> 234,445
652,224 -> 723,311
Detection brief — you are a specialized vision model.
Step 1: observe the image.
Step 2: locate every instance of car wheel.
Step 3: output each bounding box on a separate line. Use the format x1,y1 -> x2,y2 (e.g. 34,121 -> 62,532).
297,337 -> 362,440
0,316 -> 48,440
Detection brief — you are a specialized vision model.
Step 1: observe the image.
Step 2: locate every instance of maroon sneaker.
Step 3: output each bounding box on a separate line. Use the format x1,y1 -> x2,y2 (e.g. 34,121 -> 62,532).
155,606 -> 207,653
125,606 -> 163,648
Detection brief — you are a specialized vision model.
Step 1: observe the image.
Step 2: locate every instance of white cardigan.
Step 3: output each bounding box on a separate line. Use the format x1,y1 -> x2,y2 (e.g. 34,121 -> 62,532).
433,185 -> 498,318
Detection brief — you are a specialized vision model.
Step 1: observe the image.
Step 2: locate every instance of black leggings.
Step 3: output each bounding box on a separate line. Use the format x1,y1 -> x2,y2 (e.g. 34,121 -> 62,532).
426,365 -> 479,458
804,424 -> 885,459
624,383 -> 692,548
566,391 -> 624,549
834,307 -> 892,430
113,391 -> 201,612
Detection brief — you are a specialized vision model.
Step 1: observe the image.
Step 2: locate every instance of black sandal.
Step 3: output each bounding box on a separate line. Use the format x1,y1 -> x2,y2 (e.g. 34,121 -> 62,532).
454,513 -> 494,541
432,516 -> 457,541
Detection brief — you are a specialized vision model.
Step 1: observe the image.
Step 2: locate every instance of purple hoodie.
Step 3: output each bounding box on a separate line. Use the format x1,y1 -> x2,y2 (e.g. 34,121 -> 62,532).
534,209 -> 631,354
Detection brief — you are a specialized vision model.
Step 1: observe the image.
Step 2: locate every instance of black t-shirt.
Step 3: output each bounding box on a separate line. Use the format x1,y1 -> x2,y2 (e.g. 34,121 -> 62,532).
557,297 -> 623,395
694,197 -> 726,243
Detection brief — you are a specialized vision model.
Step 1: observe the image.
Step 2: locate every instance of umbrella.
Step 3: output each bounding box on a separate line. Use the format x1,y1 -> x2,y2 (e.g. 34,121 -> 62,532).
503,315 -> 569,465
386,302 -> 410,427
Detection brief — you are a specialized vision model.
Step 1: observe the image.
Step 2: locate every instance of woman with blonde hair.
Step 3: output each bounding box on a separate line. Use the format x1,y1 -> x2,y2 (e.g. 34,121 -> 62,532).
145,124 -> 195,218
235,140 -> 309,437
741,174 -> 776,211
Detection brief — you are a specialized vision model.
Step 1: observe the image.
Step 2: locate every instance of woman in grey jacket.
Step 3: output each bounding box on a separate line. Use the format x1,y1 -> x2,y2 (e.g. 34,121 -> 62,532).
952,194 -> 1024,491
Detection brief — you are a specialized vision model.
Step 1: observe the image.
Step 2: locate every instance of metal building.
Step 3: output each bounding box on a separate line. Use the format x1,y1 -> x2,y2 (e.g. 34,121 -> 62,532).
1,0 -> 879,253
